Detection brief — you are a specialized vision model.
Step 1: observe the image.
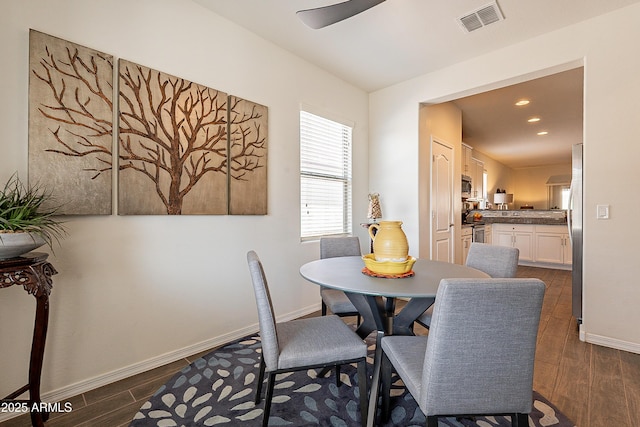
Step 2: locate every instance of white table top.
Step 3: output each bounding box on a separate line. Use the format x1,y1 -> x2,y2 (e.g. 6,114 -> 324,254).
300,256 -> 489,298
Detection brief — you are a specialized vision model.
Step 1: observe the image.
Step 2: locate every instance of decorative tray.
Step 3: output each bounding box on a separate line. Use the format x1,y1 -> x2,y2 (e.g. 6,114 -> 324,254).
362,267 -> 415,279
361,253 -> 416,276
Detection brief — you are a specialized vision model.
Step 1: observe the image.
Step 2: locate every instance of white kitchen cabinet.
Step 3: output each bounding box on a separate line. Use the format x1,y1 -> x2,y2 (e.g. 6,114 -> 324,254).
563,232 -> 572,265
461,143 -> 484,200
461,226 -> 473,265
471,158 -> 484,199
534,225 -> 572,266
484,224 -> 492,245
462,143 -> 473,176
492,224 -> 534,262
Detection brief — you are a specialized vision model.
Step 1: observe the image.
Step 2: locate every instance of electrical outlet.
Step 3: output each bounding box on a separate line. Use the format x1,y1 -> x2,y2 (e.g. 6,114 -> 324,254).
596,204 -> 610,219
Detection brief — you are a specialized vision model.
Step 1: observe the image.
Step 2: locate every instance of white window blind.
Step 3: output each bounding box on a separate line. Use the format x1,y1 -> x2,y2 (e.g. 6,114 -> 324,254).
300,110 -> 352,240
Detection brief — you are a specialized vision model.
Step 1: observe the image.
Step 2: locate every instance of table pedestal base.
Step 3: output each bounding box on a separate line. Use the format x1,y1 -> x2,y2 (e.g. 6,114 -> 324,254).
343,293 -> 435,427
345,293 -> 435,339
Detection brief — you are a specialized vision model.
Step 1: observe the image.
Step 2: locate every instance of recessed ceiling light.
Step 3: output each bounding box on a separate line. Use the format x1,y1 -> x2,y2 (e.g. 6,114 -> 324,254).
537,131 -> 548,136
528,117 -> 541,123
515,99 -> 530,106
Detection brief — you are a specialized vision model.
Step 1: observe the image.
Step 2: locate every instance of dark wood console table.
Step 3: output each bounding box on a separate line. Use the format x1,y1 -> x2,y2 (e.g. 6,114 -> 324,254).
1,253 -> 57,427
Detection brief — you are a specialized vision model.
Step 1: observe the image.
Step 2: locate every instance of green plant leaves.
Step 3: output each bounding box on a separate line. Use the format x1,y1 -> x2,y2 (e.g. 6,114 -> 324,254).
0,173 -> 66,248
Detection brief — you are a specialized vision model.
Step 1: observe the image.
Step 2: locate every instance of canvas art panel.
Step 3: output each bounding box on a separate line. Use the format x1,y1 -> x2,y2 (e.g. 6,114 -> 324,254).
117,60 -> 229,215
27,31 -> 268,217
28,30 -> 114,215
228,96 -> 268,215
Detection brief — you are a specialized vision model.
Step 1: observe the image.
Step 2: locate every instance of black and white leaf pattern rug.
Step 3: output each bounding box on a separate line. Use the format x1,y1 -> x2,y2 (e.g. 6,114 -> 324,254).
130,335 -> 576,427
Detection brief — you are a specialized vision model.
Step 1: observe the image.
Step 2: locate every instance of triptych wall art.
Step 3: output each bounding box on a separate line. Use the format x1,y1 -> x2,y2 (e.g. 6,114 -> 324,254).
28,30 -> 268,216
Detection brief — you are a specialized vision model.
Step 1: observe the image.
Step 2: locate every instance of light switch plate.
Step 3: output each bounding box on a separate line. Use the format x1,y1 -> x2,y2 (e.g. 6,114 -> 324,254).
597,204 -> 610,219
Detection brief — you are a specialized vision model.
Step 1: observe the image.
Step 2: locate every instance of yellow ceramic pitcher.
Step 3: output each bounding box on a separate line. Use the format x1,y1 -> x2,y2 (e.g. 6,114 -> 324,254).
368,221 -> 409,262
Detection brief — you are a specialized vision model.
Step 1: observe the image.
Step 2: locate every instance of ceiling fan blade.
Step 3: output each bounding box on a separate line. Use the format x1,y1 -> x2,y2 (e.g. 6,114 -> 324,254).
297,0 -> 386,29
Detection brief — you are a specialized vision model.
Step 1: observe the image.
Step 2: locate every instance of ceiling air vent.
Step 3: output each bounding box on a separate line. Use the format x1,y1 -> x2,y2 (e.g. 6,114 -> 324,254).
458,1 -> 504,33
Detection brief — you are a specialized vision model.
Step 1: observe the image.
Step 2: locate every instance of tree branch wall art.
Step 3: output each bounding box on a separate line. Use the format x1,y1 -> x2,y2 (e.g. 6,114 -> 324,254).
28,29 -> 114,215
228,95 -> 268,215
117,60 -> 230,215
27,31 -> 268,216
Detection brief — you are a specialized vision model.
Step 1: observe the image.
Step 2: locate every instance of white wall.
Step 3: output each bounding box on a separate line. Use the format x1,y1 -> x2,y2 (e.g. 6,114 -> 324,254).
512,164 -> 572,209
370,5 -> 640,353
471,149 -> 514,204
418,102 -> 462,261
0,0 -> 369,403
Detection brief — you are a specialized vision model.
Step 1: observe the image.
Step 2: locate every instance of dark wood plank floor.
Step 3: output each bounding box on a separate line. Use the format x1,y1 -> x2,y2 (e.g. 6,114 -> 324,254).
2,266 -> 639,426
517,266 -> 640,427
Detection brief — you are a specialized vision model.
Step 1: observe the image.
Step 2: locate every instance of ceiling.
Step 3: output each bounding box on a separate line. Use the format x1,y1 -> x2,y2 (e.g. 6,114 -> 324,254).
191,0 -> 638,168
451,67 -> 584,169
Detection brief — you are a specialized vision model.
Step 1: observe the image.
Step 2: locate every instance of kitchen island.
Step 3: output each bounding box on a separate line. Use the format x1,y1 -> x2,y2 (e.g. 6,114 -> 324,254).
466,210 -> 570,270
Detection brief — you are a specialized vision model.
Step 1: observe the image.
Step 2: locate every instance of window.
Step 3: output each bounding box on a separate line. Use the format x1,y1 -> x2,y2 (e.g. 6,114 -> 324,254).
300,110 -> 353,240
482,170 -> 488,200
561,187 -> 571,210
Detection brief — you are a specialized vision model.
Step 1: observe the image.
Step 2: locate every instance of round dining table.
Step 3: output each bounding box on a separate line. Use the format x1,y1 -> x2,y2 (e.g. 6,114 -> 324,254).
299,255 -> 490,427
300,255 -> 489,337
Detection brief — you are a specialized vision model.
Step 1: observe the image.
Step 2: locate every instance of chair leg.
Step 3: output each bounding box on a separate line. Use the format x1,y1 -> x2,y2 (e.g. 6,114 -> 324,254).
322,301 -> 328,316
426,416 -> 439,427
356,314 -> 361,326
262,372 -> 276,427
357,359 -> 368,427
513,413 -> 529,426
335,364 -> 342,386
255,356 -> 266,404
381,352 -> 392,422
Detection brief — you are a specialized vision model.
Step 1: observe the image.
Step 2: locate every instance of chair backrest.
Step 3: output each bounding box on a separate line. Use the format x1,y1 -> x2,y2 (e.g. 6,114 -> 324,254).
320,236 -> 361,259
465,242 -> 519,278
246,251 -> 279,371
420,277 -> 545,416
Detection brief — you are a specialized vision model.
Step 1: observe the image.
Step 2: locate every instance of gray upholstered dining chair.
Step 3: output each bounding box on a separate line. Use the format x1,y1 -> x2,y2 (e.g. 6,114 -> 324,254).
465,242 -> 520,278
380,277 -> 545,427
319,236 -> 362,325
246,251 -> 368,427
416,242 -> 519,328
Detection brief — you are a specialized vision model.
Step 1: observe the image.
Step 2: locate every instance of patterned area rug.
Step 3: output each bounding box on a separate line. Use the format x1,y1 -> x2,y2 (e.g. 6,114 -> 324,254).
130,335 -> 576,426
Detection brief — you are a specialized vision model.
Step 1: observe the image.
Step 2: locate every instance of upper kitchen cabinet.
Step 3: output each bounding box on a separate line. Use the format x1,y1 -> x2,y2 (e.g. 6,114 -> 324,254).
471,158 -> 484,200
462,143 -> 473,176
461,143 -> 485,200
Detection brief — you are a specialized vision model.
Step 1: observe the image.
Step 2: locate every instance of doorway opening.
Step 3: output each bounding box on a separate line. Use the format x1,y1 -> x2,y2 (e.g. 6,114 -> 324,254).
418,61 -> 584,265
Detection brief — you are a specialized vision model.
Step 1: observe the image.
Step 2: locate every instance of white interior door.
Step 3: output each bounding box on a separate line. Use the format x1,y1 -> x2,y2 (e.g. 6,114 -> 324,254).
431,139 -> 454,262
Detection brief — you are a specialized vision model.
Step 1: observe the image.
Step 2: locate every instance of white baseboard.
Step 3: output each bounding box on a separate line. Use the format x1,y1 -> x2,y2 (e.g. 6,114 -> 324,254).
0,303 -> 321,423
518,260 -> 572,271
278,303 -> 321,323
584,331 -> 640,354
0,325 -> 258,423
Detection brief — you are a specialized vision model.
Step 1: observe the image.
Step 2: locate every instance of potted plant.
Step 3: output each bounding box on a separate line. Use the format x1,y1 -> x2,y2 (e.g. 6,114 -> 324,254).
0,173 -> 66,260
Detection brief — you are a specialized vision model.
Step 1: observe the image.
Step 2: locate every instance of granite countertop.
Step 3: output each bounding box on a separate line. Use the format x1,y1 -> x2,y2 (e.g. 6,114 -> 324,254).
465,209 -> 567,226
479,217 -> 567,225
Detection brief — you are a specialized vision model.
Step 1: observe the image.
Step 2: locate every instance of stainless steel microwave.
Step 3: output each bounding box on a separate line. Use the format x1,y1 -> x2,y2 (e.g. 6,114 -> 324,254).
462,175 -> 472,198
